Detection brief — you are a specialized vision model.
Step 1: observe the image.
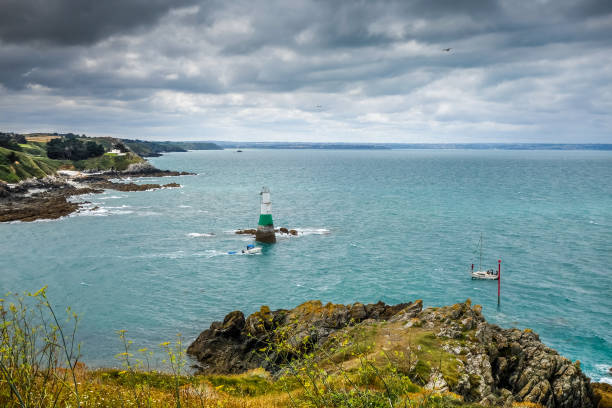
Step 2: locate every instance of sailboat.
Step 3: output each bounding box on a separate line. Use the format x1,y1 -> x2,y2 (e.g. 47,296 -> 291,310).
471,233 -> 499,280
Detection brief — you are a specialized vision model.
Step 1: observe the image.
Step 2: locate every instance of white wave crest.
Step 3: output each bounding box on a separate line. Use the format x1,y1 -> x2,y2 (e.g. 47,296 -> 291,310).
135,211 -> 159,216
99,195 -> 126,200
76,206 -> 109,216
294,228 -> 331,236
187,232 -> 215,238
595,364 -> 612,384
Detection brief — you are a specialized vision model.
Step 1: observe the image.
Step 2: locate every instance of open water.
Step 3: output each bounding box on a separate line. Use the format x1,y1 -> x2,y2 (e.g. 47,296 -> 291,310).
1,149 -> 611,383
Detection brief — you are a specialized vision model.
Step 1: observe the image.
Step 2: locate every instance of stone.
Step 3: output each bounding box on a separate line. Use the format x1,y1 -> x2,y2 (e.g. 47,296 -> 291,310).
256,222 -> 276,243
188,299 -> 418,374
187,299 -> 597,407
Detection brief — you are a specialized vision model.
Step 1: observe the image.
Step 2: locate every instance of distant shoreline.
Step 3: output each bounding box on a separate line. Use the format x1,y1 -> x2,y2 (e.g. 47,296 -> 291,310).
211,142 -> 612,150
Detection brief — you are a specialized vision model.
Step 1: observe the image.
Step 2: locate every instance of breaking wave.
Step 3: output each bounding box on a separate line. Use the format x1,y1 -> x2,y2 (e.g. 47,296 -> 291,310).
187,232 -> 216,238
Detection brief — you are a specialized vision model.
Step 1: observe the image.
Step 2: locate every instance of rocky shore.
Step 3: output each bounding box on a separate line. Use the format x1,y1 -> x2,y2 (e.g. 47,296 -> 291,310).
0,165 -> 194,222
187,299 -> 607,407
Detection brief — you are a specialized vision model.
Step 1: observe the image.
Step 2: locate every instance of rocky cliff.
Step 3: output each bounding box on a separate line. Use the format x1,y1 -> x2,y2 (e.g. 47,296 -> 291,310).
187,299 -> 597,407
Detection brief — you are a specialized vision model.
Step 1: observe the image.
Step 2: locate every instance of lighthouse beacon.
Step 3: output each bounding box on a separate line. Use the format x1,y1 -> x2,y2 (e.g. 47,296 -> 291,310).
256,187 -> 276,243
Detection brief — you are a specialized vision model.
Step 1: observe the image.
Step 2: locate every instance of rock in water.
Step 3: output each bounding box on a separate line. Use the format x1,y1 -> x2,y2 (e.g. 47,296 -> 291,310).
255,224 -> 276,243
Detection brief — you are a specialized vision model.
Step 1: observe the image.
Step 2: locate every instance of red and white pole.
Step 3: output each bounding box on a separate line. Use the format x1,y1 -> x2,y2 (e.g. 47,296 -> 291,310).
497,259 -> 501,306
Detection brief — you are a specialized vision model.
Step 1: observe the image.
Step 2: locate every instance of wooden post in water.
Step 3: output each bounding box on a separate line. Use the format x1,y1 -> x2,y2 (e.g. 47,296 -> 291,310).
497,259 -> 501,306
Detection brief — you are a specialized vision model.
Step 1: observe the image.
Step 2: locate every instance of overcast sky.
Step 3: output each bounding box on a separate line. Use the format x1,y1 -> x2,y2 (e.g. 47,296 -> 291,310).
1,0 -> 611,142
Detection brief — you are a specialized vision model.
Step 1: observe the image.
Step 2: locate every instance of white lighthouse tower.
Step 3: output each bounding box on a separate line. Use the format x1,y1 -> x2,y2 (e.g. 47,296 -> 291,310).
256,187 -> 276,243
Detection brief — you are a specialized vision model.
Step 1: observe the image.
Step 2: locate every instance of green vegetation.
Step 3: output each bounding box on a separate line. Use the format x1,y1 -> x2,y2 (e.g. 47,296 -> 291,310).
0,290 -> 509,408
0,132 -> 149,182
73,152 -> 144,171
0,131 -> 223,182
46,136 -> 105,160
0,147 -> 63,183
0,134 -> 26,151
252,320 -> 478,408
17,143 -> 47,157
123,140 -> 222,157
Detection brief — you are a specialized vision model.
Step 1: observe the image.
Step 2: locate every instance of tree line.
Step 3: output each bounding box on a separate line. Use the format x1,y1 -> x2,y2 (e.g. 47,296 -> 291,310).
46,137 -> 105,160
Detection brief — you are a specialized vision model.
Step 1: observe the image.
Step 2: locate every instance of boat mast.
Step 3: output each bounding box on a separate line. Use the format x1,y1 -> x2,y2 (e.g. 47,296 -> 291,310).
479,232 -> 483,271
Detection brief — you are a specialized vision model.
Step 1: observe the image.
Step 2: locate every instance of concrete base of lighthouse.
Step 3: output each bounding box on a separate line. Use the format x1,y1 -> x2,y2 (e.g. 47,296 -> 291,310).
256,224 -> 276,243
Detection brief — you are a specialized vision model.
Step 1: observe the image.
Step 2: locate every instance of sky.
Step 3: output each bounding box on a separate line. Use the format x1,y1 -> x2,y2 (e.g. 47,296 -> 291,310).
1,0 -> 611,143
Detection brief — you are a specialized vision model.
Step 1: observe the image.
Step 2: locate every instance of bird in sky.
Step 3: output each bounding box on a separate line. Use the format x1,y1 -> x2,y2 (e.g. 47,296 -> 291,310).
443,48 -> 452,52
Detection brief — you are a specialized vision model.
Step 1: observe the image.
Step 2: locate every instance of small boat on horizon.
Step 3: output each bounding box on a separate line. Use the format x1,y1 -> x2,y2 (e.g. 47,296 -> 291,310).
471,233 -> 499,280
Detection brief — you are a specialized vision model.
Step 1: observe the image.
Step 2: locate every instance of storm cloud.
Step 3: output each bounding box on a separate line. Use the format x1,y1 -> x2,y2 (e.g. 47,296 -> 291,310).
1,0 -> 611,142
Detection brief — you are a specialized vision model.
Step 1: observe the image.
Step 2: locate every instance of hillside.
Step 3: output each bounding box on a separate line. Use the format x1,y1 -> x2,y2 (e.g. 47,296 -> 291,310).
122,139 -> 223,157
0,146 -> 63,183
72,152 -> 146,171
0,133 -> 151,182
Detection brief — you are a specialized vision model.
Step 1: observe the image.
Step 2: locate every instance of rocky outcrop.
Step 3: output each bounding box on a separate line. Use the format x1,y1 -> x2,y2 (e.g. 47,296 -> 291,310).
235,227 -> 298,236
188,299 -> 596,408
117,162 -> 194,177
187,299 -> 419,374
0,173 -> 183,222
0,187 -> 98,222
418,301 -> 595,407
255,224 -> 276,243
278,227 -> 298,236
89,180 -> 181,192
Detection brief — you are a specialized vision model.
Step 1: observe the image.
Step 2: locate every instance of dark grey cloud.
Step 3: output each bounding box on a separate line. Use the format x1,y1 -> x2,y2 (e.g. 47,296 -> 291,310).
0,0 -> 611,142
0,0 -> 198,45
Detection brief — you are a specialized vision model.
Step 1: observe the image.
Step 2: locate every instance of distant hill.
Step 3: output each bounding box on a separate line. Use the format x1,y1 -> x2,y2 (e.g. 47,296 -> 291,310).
0,131 -> 225,182
122,140 -> 223,157
0,132 -> 145,183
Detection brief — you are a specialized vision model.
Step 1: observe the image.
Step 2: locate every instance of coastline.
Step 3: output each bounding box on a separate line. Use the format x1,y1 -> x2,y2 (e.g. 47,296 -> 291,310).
0,164 -> 194,222
2,292 -> 610,407
186,298 -> 610,407
2,149 -> 610,407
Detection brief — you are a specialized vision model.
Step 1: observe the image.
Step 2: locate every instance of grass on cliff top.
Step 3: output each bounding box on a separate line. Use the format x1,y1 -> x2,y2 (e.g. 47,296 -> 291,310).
73,152 -> 145,171
0,146 -> 64,183
18,142 -> 47,156
319,321 -> 463,391
2,289 -> 539,408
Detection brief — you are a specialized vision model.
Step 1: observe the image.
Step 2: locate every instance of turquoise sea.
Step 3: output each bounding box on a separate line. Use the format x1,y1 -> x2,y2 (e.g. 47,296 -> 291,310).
1,149 -> 611,383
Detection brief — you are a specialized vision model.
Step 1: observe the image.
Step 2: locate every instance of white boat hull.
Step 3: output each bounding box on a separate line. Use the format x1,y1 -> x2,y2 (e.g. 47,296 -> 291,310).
471,270 -> 499,280
228,247 -> 262,255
